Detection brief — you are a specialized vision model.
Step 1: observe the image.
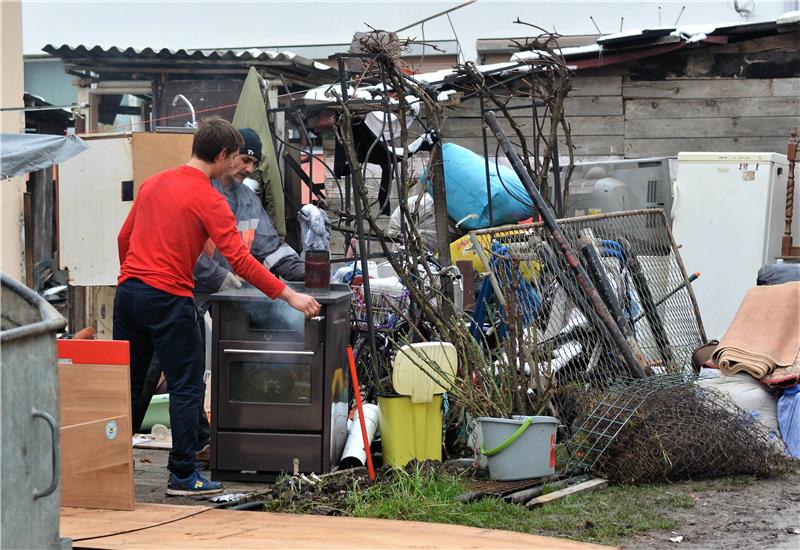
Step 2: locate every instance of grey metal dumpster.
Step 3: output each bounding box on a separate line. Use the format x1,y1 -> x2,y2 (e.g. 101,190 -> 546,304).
1,274 -> 67,549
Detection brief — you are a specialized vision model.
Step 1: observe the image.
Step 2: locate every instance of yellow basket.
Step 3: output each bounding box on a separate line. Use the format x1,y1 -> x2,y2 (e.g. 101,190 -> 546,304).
378,394 -> 442,467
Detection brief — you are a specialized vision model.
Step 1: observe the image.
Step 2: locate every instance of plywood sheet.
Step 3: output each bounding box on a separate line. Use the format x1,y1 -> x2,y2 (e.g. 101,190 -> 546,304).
61,463 -> 135,511
58,346 -> 134,511
61,504 -> 209,541
59,363 -> 130,426
62,505 -> 609,549
132,132 -> 194,196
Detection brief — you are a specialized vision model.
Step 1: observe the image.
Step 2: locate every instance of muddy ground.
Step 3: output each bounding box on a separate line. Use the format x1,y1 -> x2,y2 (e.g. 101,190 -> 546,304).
622,473 -> 800,550
135,449 -> 800,548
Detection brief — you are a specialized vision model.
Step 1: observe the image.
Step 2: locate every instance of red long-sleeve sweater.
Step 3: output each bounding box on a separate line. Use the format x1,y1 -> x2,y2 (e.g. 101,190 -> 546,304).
117,165 -> 286,299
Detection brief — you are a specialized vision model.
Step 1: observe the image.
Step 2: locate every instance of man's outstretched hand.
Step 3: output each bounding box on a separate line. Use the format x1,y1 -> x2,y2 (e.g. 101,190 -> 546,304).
281,286 -> 321,318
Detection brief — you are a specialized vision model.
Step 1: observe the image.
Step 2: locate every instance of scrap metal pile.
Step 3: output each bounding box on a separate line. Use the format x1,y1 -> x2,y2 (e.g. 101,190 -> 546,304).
327,28 -> 788,484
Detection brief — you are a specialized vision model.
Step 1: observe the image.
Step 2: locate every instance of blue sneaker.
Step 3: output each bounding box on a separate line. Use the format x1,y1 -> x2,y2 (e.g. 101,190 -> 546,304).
166,471 -> 223,496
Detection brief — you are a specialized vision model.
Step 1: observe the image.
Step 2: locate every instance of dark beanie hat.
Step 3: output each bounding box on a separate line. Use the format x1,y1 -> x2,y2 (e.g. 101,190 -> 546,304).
238,128 -> 262,161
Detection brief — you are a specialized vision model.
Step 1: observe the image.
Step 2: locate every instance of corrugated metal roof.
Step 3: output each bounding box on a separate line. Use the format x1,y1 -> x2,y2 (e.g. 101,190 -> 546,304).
43,44 -> 336,72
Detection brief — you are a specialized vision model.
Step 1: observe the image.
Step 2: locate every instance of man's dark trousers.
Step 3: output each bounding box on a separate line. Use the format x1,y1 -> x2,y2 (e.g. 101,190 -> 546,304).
114,279 -> 204,478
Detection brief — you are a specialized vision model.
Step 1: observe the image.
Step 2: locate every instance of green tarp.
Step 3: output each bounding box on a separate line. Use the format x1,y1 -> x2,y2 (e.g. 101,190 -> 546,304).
233,67 -> 285,236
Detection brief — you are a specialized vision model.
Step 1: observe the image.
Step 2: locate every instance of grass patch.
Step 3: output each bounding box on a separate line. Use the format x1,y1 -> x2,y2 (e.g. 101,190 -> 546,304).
344,464 -> 694,546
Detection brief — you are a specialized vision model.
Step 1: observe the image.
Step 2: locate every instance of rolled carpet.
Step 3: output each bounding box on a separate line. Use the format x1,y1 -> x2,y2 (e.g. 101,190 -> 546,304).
713,282 -> 800,378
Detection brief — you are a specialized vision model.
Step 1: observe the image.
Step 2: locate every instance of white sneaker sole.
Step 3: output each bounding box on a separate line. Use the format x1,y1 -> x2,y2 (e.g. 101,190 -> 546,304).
165,486 -> 223,496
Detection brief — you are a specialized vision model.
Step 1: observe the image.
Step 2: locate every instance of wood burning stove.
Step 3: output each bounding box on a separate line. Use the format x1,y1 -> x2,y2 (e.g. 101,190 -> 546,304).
209,283 -> 351,481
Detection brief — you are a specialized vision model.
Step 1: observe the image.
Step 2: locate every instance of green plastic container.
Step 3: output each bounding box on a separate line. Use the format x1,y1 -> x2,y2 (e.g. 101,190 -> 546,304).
140,394 -> 170,432
478,416 -> 557,480
378,394 -> 442,467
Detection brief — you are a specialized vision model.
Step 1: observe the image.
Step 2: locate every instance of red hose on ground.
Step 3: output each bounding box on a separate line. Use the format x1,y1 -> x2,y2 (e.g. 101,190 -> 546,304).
346,346 -> 375,480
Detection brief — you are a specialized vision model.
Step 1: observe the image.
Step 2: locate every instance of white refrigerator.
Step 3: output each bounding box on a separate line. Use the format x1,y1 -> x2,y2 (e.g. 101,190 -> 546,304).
671,152 -> 793,340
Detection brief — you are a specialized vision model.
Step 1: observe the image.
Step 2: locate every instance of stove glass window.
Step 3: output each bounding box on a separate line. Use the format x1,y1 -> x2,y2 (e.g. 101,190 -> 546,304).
246,300 -> 305,342
229,361 -> 312,404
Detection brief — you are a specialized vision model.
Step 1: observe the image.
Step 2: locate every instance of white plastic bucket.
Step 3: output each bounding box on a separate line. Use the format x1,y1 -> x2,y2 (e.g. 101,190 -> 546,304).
478,416 -> 557,480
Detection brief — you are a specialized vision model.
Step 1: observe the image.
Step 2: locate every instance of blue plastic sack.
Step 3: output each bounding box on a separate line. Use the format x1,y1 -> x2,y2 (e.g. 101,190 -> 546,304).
778,385 -> 800,458
424,143 -> 534,230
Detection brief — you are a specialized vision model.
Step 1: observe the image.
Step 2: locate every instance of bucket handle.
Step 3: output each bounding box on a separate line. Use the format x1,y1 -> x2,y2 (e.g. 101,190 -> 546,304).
480,417 -> 532,457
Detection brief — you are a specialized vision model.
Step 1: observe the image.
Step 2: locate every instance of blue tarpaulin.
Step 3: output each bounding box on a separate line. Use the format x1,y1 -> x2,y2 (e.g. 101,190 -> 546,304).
1,133 -> 88,179
423,143 -> 534,230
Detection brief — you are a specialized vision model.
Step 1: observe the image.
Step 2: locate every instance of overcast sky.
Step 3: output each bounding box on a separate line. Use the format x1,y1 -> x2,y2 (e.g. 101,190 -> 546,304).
22,1 -> 796,61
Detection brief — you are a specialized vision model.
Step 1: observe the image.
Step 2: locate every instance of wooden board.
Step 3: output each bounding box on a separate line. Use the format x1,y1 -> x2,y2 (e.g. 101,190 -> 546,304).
625,116 -> 800,139
59,364 -> 131,426
624,137 -> 790,158
61,464 -> 135,511
61,416 -> 130,476
132,132 -> 194,196
61,504 -> 210,541
457,95 -> 623,117
443,115 -> 625,137
61,504 -> 610,549
625,96 -> 800,119
448,135 -> 625,157
623,78 -> 800,99
57,340 -> 134,511
526,479 -> 609,508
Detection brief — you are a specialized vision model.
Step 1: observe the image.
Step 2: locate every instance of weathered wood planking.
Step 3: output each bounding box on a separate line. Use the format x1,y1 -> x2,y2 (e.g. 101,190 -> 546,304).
449,136 -> 625,157
624,137 -> 789,158
456,95 -> 623,117
625,116 -> 800,139
623,78 -> 800,99
571,75 -> 623,97
443,115 -> 624,137
625,96 -> 800,119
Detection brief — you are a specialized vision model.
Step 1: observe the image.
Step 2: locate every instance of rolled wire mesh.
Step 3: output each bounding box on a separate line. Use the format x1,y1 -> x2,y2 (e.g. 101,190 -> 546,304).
571,376 -> 788,483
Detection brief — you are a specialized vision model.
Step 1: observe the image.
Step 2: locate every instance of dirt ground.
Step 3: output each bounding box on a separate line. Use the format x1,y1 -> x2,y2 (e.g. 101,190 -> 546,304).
134,448 -> 271,507
621,472 -> 800,550
134,449 -> 800,548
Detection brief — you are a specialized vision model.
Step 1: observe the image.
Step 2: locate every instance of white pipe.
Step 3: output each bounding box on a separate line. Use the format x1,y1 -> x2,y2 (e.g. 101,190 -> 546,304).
339,404 -> 379,468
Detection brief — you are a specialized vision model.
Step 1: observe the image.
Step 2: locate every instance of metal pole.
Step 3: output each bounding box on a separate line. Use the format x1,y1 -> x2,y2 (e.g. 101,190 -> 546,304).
479,93 -> 494,226
484,110 -> 646,379
337,56 -> 379,377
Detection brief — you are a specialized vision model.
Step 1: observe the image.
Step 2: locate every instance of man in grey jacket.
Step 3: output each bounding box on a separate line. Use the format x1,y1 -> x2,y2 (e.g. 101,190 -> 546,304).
193,128 -> 305,315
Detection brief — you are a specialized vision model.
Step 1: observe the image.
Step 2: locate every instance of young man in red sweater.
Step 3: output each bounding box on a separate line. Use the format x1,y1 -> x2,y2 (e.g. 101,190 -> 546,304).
114,118 -> 320,495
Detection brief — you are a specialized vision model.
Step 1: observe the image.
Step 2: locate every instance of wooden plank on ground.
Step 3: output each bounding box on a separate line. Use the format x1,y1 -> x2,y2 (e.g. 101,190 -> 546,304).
624,137 -> 789,158
61,504 -> 210,541
623,78 -> 800,99
63,505 -> 612,549
625,116 -> 800,139
526,478 -> 609,508
625,96 -> 800,119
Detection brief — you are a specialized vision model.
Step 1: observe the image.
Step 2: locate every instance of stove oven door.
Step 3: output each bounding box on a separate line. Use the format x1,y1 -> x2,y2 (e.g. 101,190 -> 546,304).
217,341 -> 323,431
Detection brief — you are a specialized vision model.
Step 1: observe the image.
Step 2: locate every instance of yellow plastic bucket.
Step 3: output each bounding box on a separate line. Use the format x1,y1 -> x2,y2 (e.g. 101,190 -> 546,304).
378,394 -> 442,467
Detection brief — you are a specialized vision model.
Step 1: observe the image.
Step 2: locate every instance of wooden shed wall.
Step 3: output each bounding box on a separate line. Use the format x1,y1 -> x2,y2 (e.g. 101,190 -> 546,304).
444,30 -> 800,159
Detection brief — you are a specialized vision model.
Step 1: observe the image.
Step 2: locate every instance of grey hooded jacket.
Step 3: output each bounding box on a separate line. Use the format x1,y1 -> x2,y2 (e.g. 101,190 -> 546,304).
193,179 -> 304,313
